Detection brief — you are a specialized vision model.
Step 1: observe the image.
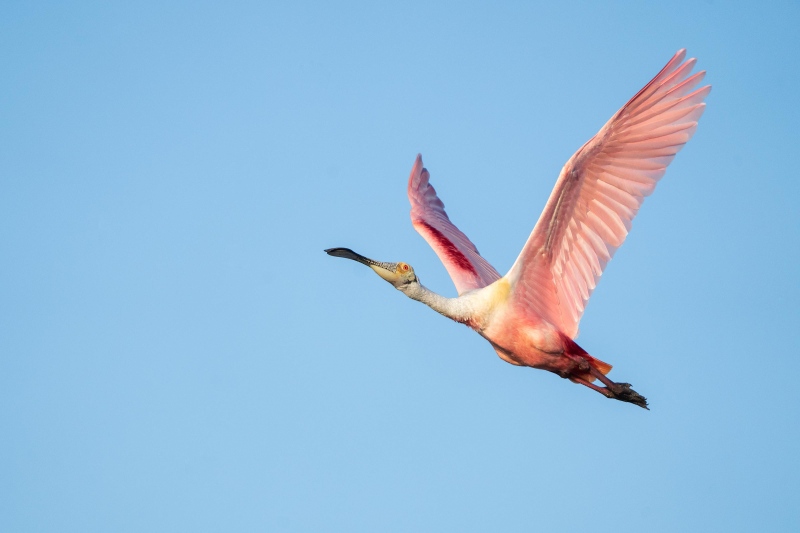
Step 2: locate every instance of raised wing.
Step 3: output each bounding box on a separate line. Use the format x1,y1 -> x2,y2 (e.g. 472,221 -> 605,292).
507,49 -> 710,338
408,155 -> 501,295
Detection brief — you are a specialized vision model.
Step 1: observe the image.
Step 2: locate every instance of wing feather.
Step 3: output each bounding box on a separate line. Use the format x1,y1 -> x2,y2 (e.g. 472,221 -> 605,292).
506,50 -> 710,338
407,155 -> 501,294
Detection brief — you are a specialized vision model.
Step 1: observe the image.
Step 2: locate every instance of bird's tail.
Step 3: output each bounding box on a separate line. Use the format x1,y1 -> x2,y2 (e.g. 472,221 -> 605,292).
560,333 -> 612,382
572,354 -> 613,383
588,354 -> 612,376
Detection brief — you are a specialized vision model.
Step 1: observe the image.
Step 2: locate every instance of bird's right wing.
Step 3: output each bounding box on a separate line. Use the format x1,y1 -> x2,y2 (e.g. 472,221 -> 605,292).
408,155 -> 502,295
506,49 -> 710,338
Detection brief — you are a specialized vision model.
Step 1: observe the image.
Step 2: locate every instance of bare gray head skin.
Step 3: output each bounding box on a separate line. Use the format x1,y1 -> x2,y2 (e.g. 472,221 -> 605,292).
324,248 -> 417,289
325,247 -> 471,324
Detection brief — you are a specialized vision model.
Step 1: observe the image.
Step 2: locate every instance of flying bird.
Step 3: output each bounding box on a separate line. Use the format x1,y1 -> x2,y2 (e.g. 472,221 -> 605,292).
326,50 -> 710,409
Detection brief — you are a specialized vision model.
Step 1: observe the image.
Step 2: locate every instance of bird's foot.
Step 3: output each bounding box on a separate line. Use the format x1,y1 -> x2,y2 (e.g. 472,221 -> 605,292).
571,367 -> 649,409
606,382 -> 649,409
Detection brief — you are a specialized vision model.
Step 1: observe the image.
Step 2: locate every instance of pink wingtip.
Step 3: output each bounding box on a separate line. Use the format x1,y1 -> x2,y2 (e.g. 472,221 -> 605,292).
410,154 -> 424,176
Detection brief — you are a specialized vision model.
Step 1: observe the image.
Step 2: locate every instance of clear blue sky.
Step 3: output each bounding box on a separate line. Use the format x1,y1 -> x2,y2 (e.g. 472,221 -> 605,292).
2,2 -> 799,532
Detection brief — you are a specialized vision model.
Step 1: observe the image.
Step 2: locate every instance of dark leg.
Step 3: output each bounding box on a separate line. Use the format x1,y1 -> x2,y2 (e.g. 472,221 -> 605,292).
571,366 -> 649,410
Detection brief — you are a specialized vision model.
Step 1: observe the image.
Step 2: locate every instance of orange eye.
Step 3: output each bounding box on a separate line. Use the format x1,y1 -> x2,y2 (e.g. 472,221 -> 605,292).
402,264 -> 409,271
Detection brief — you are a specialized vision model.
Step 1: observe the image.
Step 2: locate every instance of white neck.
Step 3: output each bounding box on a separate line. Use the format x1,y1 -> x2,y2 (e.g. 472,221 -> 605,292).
399,282 -> 472,323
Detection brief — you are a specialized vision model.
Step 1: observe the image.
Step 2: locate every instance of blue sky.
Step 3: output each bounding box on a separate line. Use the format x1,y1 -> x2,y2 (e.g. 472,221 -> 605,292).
2,2 -> 799,532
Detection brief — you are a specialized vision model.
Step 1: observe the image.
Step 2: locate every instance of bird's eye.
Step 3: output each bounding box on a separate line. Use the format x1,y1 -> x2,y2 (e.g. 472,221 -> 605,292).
401,264 -> 409,271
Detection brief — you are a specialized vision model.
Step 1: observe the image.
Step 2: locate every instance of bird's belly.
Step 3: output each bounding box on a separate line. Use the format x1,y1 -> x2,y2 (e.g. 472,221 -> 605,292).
481,313 -> 570,372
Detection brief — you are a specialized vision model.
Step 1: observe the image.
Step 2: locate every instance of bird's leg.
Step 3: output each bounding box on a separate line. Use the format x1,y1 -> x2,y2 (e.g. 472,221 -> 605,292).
570,376 -> 615,398
570,362 -> 649,410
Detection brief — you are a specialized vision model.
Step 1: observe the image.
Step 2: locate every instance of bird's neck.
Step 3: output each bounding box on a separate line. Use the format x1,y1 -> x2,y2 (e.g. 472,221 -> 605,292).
400,282 -> 472,323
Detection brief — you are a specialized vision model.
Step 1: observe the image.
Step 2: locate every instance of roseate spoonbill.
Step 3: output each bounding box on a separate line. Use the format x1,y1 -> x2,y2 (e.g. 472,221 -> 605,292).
326,50 -> 709,409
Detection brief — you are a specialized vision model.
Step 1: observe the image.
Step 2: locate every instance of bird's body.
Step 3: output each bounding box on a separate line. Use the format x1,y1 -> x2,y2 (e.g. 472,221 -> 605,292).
327,50 -> 710,408
396,272 -> 609,383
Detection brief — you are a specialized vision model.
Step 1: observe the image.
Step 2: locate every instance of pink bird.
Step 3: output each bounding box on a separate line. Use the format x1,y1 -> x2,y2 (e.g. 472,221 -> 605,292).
326,50 -> 709,408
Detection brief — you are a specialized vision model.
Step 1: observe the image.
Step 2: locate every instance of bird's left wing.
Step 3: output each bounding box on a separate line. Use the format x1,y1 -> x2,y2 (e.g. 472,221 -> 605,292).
506,49 -> 710,338
408,155 -> 501,295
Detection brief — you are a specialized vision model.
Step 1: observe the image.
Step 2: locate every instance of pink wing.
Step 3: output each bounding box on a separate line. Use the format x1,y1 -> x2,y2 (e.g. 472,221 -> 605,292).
506,49 -> 711,338
408,155 -> 502,295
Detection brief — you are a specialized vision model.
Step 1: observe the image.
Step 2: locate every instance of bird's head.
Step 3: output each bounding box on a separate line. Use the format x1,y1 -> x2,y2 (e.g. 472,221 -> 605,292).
325,247 -> 418,290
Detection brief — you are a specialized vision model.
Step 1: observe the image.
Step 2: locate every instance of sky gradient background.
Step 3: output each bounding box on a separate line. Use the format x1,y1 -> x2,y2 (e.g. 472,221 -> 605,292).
3,2 -> 800,532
